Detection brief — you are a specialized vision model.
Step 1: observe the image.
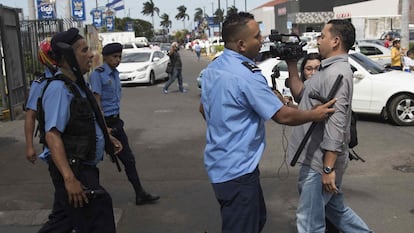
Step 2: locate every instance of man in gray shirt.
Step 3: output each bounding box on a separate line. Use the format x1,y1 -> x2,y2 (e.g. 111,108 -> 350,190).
286,19 -> 373,233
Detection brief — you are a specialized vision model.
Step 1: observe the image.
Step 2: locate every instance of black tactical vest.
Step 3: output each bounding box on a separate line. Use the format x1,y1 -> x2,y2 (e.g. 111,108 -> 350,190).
37,75 -> 96,162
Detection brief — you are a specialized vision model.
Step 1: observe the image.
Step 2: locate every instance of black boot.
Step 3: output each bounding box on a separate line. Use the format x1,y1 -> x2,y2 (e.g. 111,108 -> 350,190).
136,191 -> 160,205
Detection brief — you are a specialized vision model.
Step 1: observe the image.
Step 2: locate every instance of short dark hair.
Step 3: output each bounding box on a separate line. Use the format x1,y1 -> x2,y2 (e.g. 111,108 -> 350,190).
392,39 -> 400,46
222,12 -> 254,44
300,53 -> 322,81
407,49 -> 414,57
327,19 -> 355,52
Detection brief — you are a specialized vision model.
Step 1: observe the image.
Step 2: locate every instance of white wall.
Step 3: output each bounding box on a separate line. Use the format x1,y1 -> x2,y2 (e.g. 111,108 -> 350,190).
251,6 -> 276,37
334,0 -> 401,39
334,0 -> 399,18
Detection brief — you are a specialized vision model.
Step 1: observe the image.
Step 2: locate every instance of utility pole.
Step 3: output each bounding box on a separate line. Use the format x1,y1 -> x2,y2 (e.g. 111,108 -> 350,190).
28,0 -> 36,20
401,0 -> 409,50
218,0 -> 221,36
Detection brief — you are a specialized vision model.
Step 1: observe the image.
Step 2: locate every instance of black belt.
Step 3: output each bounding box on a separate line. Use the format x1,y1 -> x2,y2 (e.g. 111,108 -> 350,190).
105,114 -> 120,119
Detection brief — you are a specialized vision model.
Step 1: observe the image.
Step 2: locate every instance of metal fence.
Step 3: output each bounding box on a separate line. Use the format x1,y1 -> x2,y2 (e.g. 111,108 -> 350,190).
20,18 -> 82,83
0,4 -> 84,120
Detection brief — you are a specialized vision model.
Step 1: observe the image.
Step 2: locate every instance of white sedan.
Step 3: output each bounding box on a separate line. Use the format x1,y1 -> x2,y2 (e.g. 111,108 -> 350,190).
351,42 -> 391,67
257,52 -> 414,126
118,48 -> 169,85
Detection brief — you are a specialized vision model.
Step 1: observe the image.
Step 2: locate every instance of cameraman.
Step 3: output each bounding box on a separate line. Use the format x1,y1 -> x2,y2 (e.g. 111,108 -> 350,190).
199,12 -> 336,233
286,20 -> 373,233
163,42 -> 186,94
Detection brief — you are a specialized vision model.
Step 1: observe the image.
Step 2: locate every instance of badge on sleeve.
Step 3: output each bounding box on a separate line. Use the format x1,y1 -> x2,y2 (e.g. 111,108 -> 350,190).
242,61 -> 261,73
95,66 -> 105,73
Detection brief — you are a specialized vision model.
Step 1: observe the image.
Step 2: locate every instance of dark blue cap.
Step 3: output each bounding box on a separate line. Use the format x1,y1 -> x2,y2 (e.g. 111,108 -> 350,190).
102,43 -> 123,56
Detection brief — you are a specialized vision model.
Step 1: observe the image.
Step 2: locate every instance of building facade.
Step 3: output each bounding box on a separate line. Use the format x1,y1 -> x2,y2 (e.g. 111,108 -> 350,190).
252,0 -> 413,40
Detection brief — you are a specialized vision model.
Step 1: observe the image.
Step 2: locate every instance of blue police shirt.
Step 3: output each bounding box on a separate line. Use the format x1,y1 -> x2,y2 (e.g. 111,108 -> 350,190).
201,48 -> 283,183
89,63 -> 121,116
40,72 -> 104,165
26,68 -> 54,111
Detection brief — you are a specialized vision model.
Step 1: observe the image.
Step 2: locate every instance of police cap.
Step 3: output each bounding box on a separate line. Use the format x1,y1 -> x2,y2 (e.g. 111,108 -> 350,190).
51,28 -> 84,54
102,43 -> 123,56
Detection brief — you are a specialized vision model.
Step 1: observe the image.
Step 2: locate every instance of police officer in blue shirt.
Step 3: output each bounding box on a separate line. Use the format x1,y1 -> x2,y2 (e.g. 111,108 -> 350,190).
24,38 -> 75,233
37,28 -> 122,233
199,12 -> 336,233
89,43 -> 160,205
25,38 -> 57,164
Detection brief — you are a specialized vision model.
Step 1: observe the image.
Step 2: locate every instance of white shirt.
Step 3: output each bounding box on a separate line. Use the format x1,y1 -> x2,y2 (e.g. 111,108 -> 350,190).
403,56 -> 414,72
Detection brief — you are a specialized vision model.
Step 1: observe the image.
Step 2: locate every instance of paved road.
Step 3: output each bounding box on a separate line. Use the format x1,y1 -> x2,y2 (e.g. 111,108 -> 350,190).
0,49 -> 414,233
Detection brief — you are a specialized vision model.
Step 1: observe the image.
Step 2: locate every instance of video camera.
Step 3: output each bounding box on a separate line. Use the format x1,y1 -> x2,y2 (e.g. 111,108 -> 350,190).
268,29 -> 307,60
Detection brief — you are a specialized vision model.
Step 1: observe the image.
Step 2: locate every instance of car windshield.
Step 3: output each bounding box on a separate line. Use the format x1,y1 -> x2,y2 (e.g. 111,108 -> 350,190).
121,52 -> 151,63
349,53 -> 386,74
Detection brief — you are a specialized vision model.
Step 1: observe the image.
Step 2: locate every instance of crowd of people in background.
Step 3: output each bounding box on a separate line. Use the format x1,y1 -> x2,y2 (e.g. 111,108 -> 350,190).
384,33 -> 414,72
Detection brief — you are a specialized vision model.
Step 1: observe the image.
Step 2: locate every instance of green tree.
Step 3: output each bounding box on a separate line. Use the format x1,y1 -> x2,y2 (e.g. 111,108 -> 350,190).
141,0 -> 160,33
214,8 -> 224,24
114,17 -> 153,39
160,13 -> 172,42
160,13 -> 172,29
175,5 -> 190,30
194,8 -> 204,23
194,8 -> 208,39
173,29 -> 190,44
227,6 -> 238,16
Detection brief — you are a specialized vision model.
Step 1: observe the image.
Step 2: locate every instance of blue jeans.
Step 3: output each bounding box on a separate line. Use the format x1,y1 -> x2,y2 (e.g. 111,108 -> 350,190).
164,67 -> 184,92
297,166 -> 373,233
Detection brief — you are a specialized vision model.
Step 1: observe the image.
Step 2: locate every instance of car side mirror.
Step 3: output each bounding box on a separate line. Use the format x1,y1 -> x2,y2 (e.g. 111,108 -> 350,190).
353,71 -> 365,80
153,57 -> 160,62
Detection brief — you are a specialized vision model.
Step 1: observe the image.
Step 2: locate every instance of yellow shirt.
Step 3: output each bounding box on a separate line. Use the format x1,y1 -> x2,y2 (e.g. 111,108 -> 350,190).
391,47 -> 401,67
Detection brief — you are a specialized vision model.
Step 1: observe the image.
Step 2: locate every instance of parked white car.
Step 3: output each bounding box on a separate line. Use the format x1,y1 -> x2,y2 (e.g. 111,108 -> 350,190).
118,48 -> 169,85
351,42 -> 391,67
122,41 -> 146,49
257,52 -> 414,126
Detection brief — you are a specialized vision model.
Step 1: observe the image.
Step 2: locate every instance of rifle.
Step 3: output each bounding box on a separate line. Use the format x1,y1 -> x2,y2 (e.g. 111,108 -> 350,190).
290,74 -> 343,166
55,42 -> 121,172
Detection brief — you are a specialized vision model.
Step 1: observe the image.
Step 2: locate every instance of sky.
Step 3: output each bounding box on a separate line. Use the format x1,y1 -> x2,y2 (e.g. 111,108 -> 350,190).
0,0 -> 270,31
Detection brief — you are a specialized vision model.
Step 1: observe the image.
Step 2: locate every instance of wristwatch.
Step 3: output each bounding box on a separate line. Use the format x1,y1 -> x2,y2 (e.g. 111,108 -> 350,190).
323,166 -> 334,174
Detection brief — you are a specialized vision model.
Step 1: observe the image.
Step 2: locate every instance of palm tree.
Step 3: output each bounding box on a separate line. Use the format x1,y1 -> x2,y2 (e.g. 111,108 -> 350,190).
175,5 -> 190,29
194,8 -> 204,24
227,6 -> 238,16
214,8 -> 224,25
141,0 -> 160,33
160,13 -> 172,29
160,13 -> 172,42
194,8 -> 208,38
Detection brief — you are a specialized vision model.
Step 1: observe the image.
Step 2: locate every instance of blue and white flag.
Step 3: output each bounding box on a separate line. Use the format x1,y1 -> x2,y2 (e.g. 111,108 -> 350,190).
106,0 -> 124,11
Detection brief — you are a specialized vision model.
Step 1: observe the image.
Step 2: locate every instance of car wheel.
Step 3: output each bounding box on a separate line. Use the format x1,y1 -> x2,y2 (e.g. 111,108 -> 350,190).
148,71 -> 155,85
388,94 -> 414,126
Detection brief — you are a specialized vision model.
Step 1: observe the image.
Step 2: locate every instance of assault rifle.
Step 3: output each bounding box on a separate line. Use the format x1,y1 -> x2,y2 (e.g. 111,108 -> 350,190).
290,74 -> 344,166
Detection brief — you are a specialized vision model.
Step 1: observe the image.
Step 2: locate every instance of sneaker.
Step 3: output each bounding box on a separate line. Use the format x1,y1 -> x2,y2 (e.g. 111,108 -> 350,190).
163,89 -> 168,94
181,89 -> 187,93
